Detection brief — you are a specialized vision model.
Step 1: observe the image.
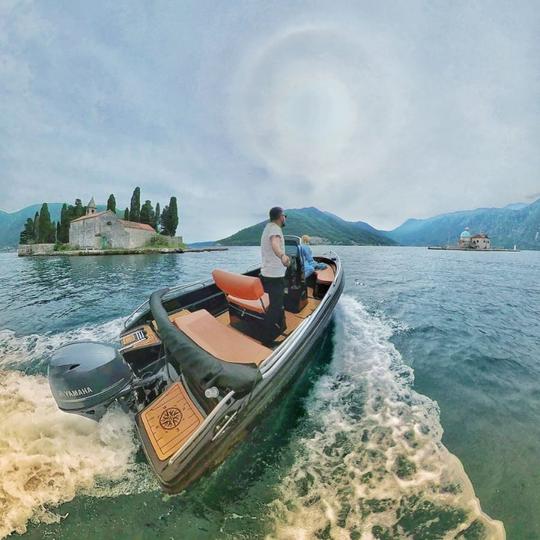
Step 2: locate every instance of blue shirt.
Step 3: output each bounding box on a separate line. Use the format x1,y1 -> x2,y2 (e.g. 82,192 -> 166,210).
300,244 -> 316,278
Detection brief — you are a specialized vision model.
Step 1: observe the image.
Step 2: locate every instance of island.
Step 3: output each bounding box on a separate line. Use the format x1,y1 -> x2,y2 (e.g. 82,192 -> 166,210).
428,228 -> 519,252
16,189 -> 214,257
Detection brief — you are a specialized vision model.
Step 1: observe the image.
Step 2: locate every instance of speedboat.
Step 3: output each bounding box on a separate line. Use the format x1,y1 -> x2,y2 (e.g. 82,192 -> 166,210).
48,236 -> 344,492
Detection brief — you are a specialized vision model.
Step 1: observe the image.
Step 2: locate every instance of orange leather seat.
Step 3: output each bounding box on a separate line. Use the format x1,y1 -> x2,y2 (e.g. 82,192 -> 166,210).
173,309 -> 271,366
212,269 -> 268,314
227,293 -> 269,314
315,266 -> 335,285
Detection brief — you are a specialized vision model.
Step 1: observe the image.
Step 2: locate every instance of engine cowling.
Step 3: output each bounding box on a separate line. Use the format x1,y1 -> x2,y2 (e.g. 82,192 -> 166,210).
48,341 -> 134,420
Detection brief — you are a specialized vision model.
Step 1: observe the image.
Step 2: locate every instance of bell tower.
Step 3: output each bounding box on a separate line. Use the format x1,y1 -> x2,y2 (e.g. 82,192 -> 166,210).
86,196 -> 96,216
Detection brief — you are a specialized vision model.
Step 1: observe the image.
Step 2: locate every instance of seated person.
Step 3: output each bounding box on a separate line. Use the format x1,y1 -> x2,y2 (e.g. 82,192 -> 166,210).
300,235 -> 327,278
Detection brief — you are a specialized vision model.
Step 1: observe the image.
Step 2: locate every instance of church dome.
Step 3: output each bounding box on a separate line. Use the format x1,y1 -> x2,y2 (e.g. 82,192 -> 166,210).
460,228 -> 471,239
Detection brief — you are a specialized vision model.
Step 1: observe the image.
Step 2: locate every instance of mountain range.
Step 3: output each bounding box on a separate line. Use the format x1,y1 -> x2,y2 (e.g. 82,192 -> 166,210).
385,199 -> 540,249
2,199 -> 540,249
217,207 -> 396,246
217,200 -> 540,249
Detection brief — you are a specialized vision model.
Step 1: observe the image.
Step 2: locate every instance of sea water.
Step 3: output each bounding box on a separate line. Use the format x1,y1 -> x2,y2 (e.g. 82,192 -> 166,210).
0,247 -> 538,539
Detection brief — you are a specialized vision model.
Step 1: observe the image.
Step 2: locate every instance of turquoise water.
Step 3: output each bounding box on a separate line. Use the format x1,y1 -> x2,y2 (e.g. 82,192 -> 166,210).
1,247 -> 538,538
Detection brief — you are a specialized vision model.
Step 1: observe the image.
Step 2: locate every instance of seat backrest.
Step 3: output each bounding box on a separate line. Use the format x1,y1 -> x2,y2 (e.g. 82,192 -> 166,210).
212,269 -> 265,300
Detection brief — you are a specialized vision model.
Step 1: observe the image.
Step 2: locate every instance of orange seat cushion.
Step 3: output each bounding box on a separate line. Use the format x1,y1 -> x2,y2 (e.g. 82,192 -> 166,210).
212,269 -> 265,300
316,266 -> 335,285
228,293 -> 269,314
173,309 -> 271,366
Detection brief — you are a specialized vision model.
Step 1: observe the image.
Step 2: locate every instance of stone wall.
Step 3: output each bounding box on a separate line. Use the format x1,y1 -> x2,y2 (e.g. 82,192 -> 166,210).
126,228 -> 156,248
472,237 -> 491,250
70,212 -> 130,249
159,235 -> 184,247
18,243 -> 55,256
106,220 -> 130,248
70,217 -> 99,248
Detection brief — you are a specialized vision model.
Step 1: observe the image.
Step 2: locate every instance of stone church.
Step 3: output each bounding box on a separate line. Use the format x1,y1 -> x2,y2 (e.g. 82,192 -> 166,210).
69,197 -> 156,249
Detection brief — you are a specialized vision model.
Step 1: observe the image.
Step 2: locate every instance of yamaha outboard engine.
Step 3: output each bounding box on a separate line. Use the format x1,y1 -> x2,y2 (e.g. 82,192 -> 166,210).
48,342 -> 134,420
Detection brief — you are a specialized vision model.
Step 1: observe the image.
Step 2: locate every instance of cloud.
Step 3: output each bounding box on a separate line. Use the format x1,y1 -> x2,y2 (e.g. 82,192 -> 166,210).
1,1 -> 539,240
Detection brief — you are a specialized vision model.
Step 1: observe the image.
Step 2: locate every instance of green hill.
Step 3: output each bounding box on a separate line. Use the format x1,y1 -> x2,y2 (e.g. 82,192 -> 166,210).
217,207 -> 397,246
386,199 -> 540,249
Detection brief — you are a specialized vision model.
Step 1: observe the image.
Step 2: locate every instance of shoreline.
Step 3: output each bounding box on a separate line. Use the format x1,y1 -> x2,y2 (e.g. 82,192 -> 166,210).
17,246 -> 228,257
427,246 -> 520,252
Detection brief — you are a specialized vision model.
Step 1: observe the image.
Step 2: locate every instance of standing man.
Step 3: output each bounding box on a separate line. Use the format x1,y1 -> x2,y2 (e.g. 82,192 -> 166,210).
260,206 -> 290,345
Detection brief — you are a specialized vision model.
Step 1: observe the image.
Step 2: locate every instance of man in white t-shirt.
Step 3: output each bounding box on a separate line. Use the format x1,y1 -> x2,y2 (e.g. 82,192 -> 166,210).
260,206 -> 290,344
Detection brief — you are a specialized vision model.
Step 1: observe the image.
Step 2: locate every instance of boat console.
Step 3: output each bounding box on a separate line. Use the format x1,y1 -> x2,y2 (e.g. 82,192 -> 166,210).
284,236 -> 309,313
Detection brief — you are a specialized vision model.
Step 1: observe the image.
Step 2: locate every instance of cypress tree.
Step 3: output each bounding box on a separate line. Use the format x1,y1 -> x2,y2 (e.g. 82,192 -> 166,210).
140,200 -> 154,226
28,217 -> 36,243
58,203 -> 70,243
20,218 -> 35,245
56,221 -> 61,242
160,205 -> 169,235
74,198 -> 85,218
167,196 -> 179,236
154,203 -> 160,231
38,203 -> 53,243
107,194 -> 116,213
49,220 -> 57,243
33,212 -> 39,241
130,187 -> 141,222
124,207 -> 130,220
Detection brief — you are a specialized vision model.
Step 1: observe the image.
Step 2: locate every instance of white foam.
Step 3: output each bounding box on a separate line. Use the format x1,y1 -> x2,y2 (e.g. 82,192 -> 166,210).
0,318 -> 125,370
269,296 -> 505,539
0,318 -> 158,538
0,370 -> 156,539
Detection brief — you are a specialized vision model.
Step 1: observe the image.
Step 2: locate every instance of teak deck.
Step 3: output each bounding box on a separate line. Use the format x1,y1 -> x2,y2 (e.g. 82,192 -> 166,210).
139,382 -> 204,462
120,311 -> 191,351
120,324 -> 160,349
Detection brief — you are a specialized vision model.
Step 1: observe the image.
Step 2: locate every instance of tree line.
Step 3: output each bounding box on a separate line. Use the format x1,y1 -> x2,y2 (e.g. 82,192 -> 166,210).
19,188 -> 179,245
19,203 -> 59,244
122,187 -> 179,236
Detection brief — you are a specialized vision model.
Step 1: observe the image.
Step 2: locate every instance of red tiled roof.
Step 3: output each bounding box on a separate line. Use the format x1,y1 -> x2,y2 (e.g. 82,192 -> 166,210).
471,233 -> 489,239
70,210 -> 109,223
118,219 -> 155,232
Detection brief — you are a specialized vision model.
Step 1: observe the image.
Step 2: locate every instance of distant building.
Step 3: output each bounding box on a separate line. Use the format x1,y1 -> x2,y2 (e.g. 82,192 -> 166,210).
459,228 -> 472,248
471,233 -> 491,250
69,198 -> 156,249
458,228 -> 491,250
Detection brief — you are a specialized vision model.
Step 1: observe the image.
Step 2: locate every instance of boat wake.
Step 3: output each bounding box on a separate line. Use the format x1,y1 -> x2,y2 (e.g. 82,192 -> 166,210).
269,296 -> 505,539
0,321 -> 157,539
0,299 -> 508,539
0,318 -> 125,371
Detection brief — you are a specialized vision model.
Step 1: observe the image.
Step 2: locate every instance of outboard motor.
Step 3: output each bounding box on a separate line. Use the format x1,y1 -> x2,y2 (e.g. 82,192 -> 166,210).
48,342 -> 134,420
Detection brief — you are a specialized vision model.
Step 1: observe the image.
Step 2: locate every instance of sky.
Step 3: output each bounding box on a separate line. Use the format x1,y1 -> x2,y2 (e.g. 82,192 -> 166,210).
1,1 -> 539,241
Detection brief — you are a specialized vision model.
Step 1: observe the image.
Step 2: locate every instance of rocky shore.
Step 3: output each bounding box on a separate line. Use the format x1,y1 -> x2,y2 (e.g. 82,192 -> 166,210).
17,244 -> 227,257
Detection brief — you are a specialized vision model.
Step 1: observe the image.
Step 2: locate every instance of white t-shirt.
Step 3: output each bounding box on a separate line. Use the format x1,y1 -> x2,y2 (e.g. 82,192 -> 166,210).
260,222 -> 285,277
